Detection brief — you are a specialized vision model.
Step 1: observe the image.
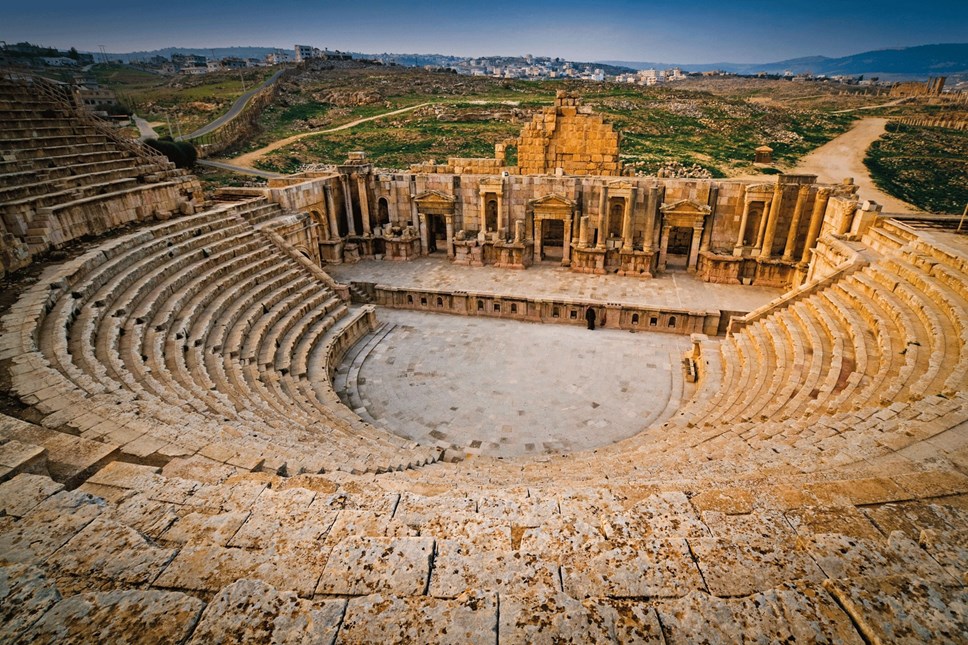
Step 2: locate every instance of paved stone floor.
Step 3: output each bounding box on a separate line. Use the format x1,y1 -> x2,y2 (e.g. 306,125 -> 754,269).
339,309 -> 703,458
325,257 -> 783,312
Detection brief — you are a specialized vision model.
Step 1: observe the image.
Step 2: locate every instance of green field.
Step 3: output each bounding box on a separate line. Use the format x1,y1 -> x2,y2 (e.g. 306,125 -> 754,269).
94,63 -> 275,134
865,122 -> 968,214
240,66 -> 861,176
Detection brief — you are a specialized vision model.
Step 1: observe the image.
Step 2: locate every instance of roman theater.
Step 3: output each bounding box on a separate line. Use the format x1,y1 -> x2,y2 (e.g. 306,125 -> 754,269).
0,74 -> 966,642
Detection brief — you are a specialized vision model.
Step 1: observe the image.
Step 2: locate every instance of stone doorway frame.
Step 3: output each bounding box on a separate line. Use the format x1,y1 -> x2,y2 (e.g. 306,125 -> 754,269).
529,193 -> 574,266
414,190 -> 456,258
658,199 -> 711,272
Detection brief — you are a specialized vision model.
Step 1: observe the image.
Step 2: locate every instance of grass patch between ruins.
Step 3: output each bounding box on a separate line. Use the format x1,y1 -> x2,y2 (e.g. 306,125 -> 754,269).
864,123 -> 968,214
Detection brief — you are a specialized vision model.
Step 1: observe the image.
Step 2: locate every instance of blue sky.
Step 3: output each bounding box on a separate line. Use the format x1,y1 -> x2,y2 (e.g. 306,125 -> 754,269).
2,0 -> 966,63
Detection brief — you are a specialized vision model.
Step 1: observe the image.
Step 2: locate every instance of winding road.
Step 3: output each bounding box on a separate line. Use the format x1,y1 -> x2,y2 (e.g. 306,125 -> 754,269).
180,68 -> 286,140
792,117 -> 921,214
226,102 -> 432,168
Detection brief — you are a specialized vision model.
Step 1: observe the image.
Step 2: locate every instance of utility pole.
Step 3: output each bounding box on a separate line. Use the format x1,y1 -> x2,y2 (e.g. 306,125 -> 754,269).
240,70 -> 246,92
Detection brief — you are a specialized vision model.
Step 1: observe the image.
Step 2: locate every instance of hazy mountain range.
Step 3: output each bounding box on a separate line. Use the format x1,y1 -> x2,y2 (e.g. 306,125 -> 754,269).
105,43 -> 968,81
601,43 -> 968,79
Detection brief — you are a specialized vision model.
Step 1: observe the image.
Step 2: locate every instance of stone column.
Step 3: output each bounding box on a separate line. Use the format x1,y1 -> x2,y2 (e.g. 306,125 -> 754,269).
341,176 -> 357,236
759,182 -> 784,258
688,226 -> 703,271
658,224 -> 671,271
534,217 -> 543,260
782,185 -> 811,261
578,215 -> 589,248
701,185 -> 717,252
596,186 -> 607,249
734,199 -> 752,254
418,213 -> 428,255
643,184 -> 659,252
324,185 -> 340,240
514,220 -> 524,244
801,188 -> 830,263
356,174 -> 371,236
445,214 -> 454,258
496,194 -> 504,234
753,200 -> 770,252
563,217 -> 573,264
621,196 -> 633,251
479,193 -> 487,232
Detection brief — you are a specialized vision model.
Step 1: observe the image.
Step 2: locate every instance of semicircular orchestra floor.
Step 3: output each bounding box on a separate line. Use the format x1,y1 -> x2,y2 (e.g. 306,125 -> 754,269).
335,309 -> 701,458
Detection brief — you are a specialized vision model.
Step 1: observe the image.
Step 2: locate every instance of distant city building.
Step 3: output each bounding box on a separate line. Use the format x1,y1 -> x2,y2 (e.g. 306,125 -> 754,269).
294,45 -> 318,62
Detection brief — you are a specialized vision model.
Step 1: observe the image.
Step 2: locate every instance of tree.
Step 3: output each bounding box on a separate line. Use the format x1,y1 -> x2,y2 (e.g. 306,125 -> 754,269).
144,137 -> 198,169
68,47 -> 79,61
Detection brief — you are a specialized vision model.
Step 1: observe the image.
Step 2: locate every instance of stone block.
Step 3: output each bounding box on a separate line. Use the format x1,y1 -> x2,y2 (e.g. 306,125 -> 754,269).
316,536 -> 434,596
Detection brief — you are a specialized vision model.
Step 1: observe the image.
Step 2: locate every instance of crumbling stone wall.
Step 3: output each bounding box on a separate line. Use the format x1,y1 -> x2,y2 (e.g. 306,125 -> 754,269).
517,91 -> 622,176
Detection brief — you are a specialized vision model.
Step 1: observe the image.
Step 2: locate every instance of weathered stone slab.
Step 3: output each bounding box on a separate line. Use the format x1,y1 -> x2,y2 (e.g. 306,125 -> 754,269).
607,491 -> 710,542
802,532 -> 954,583
864,500 -> 968,539
0,473 -> 63,518
656,584 -> 863,644
429,539 -> 559,599
477,492 -> 558,525
0,565 -> 62,639
316,536 -> 434,596
187,479 -> 269,514
519,517 -> 608,561
161,455 -> 237,484
18,589 -> 204,643
919,528 -> 968,584
690,488 -> 755,515
189,579 -> 345,645
160,510 -> 250,547
0,490 -> 104,565
47,517 -> 177,586
389,512 -> 511,548
824,576 -> 968,643
154,545 -> 321,597
107,490 -> 181,539
500,592 -> 663,643
700,508 -> 796,539
228,487 -> 335,553
562,539 -> 704,599
0,439 -> 46,481
339,591 -> 497,644
688,537 -> 824,597
784,505 -> 880,538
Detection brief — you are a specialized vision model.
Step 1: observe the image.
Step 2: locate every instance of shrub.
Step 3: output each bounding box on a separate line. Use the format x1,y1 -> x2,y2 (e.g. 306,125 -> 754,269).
145,137 -> 198,169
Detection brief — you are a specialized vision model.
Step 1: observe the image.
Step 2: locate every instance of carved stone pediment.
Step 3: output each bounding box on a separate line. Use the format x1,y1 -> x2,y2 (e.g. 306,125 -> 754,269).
529,193 -> 574,208
414,190 -> 455,204
744,183 -> 775,195
660,199 -> 712,215
606,179 -> 634,190
478,176 -> 505,193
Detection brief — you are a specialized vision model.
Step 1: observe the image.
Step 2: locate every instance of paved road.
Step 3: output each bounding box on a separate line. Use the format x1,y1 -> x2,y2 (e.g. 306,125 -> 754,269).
132,114 -> 158,141
197,159 -> 283,179
793,116 -> 921,214
181,68 -> 285,140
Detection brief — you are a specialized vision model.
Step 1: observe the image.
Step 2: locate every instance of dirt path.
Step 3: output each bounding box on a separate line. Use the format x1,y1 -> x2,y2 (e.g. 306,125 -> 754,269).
227,102 -> 432,168
793,116 -> 921,214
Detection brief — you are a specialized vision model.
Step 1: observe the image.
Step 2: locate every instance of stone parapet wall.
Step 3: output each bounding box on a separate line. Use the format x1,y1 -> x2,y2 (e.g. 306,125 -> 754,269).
368,284 -> 724,336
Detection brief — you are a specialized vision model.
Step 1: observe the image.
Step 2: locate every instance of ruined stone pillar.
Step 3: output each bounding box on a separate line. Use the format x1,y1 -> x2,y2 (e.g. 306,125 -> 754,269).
324,185 -> 340,240
643,184 -> 659,252
514,220 -> 524,244
418,213 -> 428,255
701,185 -> 717,252
356,174 -> 371,236
479,193 -> 487,232
497,194 -> 504,235
688,226 -> 703,271
782,185 -> 811,261
658,224 -> 671,271
621,196 -> 633,251
534,217 -> 543,260
753,200 -> 770,252
341,176 -> 357,236
759,182 -> 784,258
563,217 -> 573,264
578,215 -> 589,248
596,186 -> 607,249
801,188 -> 830,264
735,198 -> 752,254
445,215 -> 455,258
